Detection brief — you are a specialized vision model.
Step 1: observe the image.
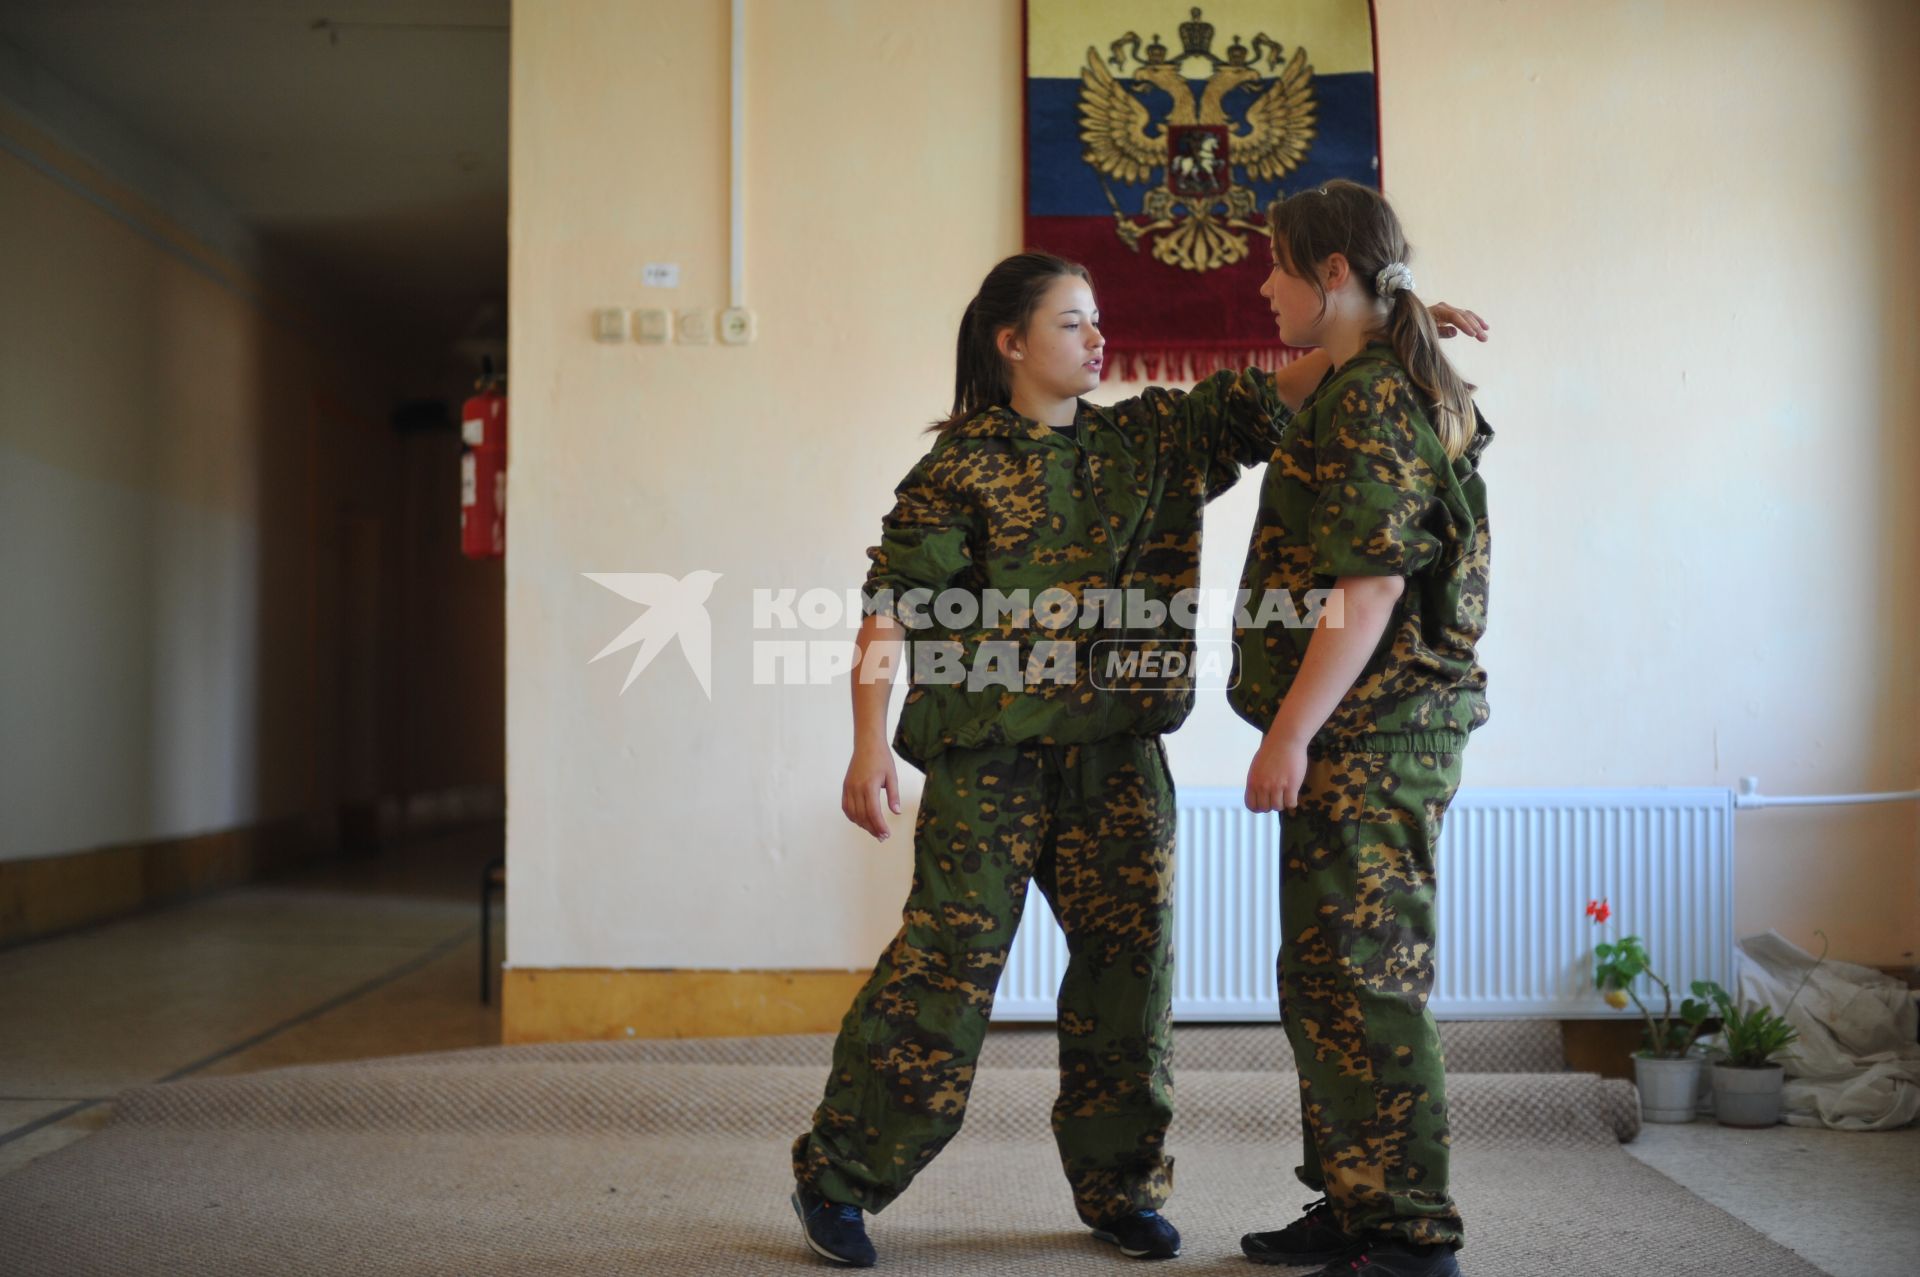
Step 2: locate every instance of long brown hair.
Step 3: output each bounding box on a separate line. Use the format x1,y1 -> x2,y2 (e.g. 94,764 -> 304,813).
933,252 -> 1092,433
1266,180 -> 1476,460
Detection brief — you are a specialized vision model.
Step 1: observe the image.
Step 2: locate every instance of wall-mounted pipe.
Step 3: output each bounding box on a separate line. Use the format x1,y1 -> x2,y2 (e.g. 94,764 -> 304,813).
1735,777 -> 1920,809
730,0 -> 745,311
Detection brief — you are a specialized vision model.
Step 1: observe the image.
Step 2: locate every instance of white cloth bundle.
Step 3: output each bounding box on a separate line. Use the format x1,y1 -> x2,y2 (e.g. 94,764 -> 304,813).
1735,929 -> 1920,1130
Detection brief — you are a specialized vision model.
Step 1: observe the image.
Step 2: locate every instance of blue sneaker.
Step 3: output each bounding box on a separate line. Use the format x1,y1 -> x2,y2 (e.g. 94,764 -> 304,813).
790,1186 -> 877,1267
1091,1208 -> 1182,1259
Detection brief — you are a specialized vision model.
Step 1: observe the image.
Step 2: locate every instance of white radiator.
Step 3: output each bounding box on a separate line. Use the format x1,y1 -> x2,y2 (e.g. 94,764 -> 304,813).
993,787 -> 1736,1022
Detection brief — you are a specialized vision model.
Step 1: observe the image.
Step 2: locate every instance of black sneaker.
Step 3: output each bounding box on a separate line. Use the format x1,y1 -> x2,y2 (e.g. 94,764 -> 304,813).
1299,1240 -> 1462,1276
1240,1196 -> 1364,1266
1090,1208 -> 1182,1259
790,1186 -> 876,1267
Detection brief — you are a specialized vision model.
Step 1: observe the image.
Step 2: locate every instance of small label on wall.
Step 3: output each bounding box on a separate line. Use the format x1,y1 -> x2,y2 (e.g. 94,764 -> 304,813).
643,263 -> 680,287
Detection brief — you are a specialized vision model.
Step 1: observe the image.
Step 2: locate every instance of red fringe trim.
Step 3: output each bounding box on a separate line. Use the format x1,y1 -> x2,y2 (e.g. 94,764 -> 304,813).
1107,344 -> 1309,383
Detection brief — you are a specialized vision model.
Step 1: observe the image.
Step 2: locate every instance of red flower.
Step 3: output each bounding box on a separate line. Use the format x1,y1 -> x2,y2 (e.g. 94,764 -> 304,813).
1585,898 -> 1611,924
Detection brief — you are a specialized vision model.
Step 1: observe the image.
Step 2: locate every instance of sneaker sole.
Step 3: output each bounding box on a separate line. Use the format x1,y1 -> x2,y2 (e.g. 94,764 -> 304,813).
1090,1228 -> 1180,1260
789,1191 -> 875,1268
1241,1249 -> 1358,1267
1240,1238 -> 1365,1266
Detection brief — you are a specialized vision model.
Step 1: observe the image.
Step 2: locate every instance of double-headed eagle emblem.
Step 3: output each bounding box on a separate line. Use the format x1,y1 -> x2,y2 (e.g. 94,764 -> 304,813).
1079,7 -> 1316,272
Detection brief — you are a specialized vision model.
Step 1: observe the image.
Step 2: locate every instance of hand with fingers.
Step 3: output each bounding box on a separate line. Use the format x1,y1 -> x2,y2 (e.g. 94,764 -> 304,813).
842,741 -> 903,840
1244,735 -> 1309,815
1428,301 -> 1490,342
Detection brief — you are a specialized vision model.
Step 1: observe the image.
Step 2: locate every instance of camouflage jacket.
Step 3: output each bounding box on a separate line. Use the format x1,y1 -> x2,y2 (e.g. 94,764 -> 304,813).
1228,345 -> 1492,746
865,369 -> 1289,771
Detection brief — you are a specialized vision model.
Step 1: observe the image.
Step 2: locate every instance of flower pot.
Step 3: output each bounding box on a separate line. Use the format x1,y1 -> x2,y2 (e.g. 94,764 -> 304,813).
1711,1063 -> 1785,1128
1693,1044 -> 1725,1115
1633,1053 -> 1703,1123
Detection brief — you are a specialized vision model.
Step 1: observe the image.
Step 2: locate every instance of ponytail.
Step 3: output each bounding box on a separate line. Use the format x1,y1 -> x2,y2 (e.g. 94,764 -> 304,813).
1384,290 -> 1477,461
944,297 -> 1011,432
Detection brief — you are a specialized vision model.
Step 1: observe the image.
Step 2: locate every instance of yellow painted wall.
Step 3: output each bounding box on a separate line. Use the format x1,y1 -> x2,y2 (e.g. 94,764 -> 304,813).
505,0 -> 1918,989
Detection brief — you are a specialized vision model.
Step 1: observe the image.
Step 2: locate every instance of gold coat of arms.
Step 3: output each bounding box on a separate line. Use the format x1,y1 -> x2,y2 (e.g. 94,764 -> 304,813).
1079,7 -> 1318,273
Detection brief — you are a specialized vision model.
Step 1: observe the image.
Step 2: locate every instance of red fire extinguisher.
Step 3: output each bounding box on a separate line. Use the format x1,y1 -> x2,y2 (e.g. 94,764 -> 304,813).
460,369 -> 506,560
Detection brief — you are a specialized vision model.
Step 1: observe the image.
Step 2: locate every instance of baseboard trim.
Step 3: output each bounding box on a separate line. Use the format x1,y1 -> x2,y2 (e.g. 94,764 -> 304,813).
501,968 -> 868,1043
501,965 -> 1918,1059
0,819 -> 314,949
0,783 -> 505,950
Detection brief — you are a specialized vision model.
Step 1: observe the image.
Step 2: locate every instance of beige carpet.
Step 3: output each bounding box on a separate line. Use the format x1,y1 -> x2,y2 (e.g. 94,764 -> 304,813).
0,1023 -> 1831,1275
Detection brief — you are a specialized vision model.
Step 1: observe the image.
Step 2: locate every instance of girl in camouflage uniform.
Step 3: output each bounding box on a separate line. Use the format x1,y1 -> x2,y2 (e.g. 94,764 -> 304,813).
1232,181 -> 1493,1277
790,252 -> 1319,1266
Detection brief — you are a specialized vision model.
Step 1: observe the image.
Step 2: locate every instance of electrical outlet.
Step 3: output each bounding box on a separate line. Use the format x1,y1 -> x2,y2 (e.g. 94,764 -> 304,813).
719,307 -> 756,345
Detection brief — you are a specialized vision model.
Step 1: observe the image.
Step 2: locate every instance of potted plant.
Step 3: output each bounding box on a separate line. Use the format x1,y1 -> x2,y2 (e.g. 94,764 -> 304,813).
1697,930 -> 1826,1127
1585,898 -> 1722,1122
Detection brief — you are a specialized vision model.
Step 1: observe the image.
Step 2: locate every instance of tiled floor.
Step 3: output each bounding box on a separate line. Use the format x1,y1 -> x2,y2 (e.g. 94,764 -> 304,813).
0,824 -> 505,1178
2,831 -> 1913,1276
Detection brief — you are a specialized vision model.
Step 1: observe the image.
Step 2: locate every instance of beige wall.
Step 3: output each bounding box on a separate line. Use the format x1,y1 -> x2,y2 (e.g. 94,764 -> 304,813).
0,94 -> 505,864
505,0 -> 1918,973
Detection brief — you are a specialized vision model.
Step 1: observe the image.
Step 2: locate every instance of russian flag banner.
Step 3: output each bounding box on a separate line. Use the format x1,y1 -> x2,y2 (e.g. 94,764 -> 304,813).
1024,0 -> 1382,381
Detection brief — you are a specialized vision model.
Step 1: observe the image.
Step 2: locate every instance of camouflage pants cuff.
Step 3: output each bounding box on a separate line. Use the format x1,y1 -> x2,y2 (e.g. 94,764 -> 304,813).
1070,1155 -> 1175,1227
1368,1221 -> 1465,1251
792,1131 -> 897,1215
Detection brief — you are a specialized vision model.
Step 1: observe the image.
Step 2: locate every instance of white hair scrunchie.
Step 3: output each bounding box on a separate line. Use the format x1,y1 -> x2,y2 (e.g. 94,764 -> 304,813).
1375,261 -> 1416,301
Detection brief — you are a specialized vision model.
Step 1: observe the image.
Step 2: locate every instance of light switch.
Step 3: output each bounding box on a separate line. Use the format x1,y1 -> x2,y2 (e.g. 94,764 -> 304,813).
592,307 -> 627,342
633,308 -> 670,345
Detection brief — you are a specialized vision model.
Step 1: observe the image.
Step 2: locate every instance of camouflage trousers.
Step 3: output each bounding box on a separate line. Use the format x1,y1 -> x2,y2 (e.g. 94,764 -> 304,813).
1278,735 -> 1467,1252
793,735 -> 1177,1226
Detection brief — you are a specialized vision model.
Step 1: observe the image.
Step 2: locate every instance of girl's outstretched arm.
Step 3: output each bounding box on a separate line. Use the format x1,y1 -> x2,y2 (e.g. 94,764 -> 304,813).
1243,575 -> 1403,813
843,611 -> 904,840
